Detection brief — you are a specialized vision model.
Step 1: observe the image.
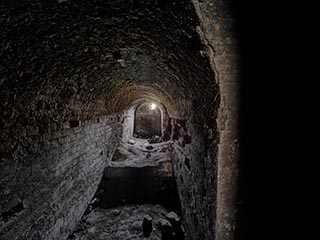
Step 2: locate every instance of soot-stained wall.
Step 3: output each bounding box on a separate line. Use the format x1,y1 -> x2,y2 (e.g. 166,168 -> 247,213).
0,0 -> 219,120
192,1 -> 241,239
0,0 -> 240,240
170,117 -> 218,240
0,115 -> 121,240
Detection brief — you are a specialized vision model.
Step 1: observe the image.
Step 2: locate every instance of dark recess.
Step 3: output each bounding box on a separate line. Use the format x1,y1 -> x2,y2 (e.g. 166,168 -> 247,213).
69,120 -> 80,128
2,201 -> 25,222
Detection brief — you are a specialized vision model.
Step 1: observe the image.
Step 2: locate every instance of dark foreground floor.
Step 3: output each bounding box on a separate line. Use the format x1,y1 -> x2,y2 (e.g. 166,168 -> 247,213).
68,139 -> 184,240
68,205 -> 174,240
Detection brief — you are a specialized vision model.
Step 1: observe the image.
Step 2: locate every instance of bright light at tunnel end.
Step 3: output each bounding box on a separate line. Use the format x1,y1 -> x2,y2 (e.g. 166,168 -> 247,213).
149,103 -> 157,110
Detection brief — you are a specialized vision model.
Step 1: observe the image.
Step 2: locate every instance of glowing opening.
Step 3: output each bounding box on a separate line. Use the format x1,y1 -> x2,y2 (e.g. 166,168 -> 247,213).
134,102 -> 162,139
150,103 -> 157,110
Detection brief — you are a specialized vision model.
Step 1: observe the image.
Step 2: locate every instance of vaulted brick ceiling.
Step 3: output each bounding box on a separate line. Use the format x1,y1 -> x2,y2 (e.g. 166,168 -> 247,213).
0,0 -> 218,131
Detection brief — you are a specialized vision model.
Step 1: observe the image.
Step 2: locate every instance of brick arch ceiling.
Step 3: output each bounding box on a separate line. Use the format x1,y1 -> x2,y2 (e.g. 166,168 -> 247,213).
0,0 -> 218,129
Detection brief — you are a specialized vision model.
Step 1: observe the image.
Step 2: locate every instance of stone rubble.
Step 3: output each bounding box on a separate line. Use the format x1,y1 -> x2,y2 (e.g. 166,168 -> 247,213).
143,214 -> 153,237
67,205 -> 185,240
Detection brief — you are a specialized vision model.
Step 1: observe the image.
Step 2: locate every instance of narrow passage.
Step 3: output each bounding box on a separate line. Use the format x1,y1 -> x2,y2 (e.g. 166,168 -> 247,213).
68,138 -> 184,240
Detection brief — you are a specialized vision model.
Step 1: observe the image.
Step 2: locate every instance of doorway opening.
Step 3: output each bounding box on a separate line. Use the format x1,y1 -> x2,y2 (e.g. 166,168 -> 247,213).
133,102 -> 162,139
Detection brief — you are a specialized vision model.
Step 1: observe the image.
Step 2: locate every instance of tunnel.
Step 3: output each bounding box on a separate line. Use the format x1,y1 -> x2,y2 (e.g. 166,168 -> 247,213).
0,0 -> 243,240
133,102 -> 162,139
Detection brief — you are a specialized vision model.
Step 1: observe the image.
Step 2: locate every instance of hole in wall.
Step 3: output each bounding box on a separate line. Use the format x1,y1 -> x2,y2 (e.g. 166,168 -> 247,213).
180,175 -> 184,183
112,50 -> 122,60
2,201 -> 25,222
69,120 -> 80,128
184,157 -> 191,170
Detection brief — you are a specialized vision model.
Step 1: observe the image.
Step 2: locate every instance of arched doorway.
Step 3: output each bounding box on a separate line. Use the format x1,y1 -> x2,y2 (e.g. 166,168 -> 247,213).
133,102 -> 162,139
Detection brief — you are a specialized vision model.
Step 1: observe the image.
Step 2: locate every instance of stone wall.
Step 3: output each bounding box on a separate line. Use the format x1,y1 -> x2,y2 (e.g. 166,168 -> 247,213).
0,114 -> 122,240
191,1 -> 241,239
171,118 -> 218,240
121,108 -> 134,144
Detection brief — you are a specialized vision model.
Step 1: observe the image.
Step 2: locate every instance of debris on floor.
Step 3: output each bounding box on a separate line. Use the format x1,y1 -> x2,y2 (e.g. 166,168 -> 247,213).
109,138 -> 171,167
68,138 -> 184,240
146,145 -> 154,150
68,205 -> 185,240
148,135 -> 161,144
127,139 -> 136,145
143,215 -> 153,237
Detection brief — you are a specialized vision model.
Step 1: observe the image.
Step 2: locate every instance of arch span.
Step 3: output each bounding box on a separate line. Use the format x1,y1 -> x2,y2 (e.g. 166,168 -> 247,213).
0,1 -> 241,240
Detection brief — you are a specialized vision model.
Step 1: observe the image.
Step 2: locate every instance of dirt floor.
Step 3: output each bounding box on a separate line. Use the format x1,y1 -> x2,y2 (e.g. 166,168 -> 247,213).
68,204 -> 182,240
108,138 -> 173,168
68,139 -> 184,240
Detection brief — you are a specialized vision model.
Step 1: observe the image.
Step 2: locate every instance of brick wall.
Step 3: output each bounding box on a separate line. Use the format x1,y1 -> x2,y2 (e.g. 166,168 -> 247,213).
0,114 -> 122,240
121,108 -> 134,143
171,119 -> 218,240
192,1 -> 241,239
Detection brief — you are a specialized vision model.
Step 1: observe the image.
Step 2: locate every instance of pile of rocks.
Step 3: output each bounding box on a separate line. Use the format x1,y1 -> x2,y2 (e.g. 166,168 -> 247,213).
142,211 -> 185,239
